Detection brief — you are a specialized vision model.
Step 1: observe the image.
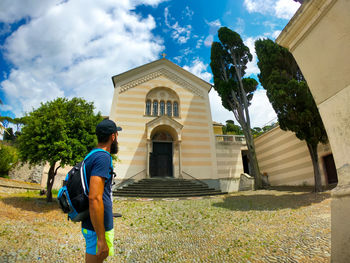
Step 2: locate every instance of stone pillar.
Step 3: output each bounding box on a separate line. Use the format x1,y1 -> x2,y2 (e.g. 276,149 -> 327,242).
318,86 -> 350,262
275,1 -> 350,261
178,141 -> 182,178
146,140 -> 151,178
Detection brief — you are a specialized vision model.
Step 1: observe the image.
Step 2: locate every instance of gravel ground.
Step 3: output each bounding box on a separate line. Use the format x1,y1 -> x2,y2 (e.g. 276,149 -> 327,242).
0,189 -> 330,263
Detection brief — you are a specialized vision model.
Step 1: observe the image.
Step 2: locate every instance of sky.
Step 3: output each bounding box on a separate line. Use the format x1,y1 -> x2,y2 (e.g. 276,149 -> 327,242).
0,0 -> 300,128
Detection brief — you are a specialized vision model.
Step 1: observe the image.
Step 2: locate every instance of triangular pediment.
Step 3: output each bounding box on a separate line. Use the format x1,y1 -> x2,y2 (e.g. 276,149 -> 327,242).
111,59 -> 212,98
146,116 -> 183,141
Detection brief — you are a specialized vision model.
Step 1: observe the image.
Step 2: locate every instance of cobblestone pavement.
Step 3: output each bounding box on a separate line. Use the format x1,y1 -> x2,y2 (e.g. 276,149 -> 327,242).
0,189 -> 330,262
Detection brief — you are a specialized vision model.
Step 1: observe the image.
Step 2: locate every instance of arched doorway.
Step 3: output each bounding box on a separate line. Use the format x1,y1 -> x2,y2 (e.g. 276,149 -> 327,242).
150,131 -> 173,177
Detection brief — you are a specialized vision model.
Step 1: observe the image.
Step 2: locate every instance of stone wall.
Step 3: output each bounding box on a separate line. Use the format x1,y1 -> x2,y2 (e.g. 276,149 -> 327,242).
9,162 -> 44,184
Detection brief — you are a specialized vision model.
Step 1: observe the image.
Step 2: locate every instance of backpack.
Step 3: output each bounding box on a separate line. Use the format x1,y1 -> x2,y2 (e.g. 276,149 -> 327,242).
57,149 -> 113,222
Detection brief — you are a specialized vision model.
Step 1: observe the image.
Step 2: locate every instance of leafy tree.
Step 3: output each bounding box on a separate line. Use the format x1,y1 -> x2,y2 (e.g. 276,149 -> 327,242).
210,27 -> 263,188
222,120 -> 244,135
262,123 -> 277,133
255,38 -> 327,192
3,127 -> 15,142
0,116 -> 26,140
17,97 -> 102,201
251,127 -> 263,137
0,143 -> 18,176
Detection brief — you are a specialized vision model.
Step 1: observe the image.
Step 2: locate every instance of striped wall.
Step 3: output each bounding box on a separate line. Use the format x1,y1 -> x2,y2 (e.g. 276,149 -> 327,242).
254,126 -> 332,186
215,141 -> 246,179
110,74 -> 218,180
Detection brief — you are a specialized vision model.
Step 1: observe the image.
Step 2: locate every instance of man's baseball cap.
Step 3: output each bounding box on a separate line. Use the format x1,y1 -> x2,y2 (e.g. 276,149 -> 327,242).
96,119 -> 122,136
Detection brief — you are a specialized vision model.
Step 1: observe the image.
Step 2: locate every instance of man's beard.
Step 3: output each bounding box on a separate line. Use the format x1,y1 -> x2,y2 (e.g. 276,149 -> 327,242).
110,139 -> 119,154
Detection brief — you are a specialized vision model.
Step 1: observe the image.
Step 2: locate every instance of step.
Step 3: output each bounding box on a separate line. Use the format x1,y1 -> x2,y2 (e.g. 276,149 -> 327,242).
123,185 -> 208,189
114,191 -> 227,198
134,181 -> 202,186
113,178 -> 226,198
116,189 -> 219,194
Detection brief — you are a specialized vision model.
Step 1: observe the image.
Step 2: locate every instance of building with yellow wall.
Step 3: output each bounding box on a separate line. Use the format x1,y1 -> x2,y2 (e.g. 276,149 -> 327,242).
108,58 -> 252,191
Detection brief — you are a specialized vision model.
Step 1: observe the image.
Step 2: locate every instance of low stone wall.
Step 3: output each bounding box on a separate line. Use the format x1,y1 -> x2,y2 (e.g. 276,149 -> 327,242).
238,173 -> 255,191
9,162 -> 44,184
197,174 -> 255,193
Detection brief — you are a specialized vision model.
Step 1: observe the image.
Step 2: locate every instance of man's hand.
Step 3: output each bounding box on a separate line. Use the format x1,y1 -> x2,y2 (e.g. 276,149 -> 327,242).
97,239 -> 109,261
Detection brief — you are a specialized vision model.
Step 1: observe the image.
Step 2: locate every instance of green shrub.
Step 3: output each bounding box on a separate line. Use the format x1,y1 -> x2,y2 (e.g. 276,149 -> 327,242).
0,143 -> 19,176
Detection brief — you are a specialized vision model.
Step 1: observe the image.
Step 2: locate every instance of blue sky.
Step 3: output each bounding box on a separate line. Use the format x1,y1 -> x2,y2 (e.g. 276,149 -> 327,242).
0,0 -> 300,128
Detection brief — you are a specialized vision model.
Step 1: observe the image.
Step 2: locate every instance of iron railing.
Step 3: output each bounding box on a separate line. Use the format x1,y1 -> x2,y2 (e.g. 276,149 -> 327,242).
114,169 -> 146,190
181,171 -> 208,187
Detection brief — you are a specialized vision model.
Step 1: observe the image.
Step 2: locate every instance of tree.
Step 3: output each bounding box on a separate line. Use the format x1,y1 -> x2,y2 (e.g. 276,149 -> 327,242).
3,127 -> 15,142
223,120 -> 244,135
255,38 -> 327,192
17,97 -> 102,201
251,127 -> 263,137
210,27 -> 263,189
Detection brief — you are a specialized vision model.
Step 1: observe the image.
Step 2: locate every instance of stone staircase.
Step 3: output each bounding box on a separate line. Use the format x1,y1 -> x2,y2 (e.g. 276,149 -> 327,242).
113,178 -> 227,198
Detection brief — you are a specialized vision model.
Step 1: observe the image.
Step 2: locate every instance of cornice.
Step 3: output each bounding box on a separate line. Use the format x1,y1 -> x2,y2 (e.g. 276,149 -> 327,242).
146,115 -> 183,130
276,0 -> 337,51
119,68 -> 205,98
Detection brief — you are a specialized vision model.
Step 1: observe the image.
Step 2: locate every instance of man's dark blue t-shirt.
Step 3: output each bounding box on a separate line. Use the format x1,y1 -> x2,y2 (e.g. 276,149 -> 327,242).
81,149 -> 114,231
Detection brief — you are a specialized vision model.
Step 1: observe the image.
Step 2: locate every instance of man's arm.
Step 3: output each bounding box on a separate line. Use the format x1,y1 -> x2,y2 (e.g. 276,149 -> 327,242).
89,176 -> 109,260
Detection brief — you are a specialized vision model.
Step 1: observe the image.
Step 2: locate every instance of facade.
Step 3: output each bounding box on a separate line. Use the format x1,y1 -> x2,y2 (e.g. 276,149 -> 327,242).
109,58 -> 252,192
109,58 -> 218,183
276,0 -> 350,261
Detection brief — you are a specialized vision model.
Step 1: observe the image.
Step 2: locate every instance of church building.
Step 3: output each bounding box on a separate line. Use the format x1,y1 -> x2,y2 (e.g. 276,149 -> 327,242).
109,58 -> 250,191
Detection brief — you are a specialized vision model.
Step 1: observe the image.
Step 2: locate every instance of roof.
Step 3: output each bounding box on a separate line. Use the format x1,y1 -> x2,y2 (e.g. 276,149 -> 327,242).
212,121 -> 224,126
111,58 -> 213,93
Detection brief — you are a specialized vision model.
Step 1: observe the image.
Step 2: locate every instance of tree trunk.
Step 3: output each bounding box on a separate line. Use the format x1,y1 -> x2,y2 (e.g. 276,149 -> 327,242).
46,162 -> 56,202
242,127 -> 263,189
306,142 -> 323,192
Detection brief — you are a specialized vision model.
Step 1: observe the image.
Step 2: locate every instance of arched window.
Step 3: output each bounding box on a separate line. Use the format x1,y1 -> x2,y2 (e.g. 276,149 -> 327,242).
145,100 -> 151,116
167,101 -> 172,117
173,101 -> 179,117
160,101 -> 165,116
153,100 -> 158,116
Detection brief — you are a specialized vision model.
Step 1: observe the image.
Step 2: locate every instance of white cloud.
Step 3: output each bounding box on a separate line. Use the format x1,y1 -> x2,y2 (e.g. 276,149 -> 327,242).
182,59 -> 276,128
244,0 -> 275,14
183,6 -> 194,19
196,38 -> 204,49
209,89 -> 234,125
182,58 -> 212,83
203,19 -> 221,48
271,30 -> 282,39
234,18 -> 245,34
209,88 -> 277,128
1,0 -> 165,117
207,19 -> 221,29
243,0 -> 300,20
275,0 -> 300,19
164,7 -> 192,44
243,36 -> 262,76
248,89 -> 277,127
204,35 -> 214,47
0,0 -> 61,23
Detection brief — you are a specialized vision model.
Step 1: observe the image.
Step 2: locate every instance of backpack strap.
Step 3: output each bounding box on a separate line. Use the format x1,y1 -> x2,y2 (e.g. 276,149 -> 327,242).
81,149 -> 113,195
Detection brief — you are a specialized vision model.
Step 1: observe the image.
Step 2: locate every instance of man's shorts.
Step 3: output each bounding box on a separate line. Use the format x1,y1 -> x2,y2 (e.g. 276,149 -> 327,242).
82,228 -> 114,256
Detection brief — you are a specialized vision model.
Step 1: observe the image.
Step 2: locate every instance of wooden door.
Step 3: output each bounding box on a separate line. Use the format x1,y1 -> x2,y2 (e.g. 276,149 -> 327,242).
323,154 -> 338,185
150,142 -> 173,177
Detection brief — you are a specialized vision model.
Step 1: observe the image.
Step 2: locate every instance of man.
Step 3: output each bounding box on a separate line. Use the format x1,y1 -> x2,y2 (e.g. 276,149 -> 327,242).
81,119 -> 121,263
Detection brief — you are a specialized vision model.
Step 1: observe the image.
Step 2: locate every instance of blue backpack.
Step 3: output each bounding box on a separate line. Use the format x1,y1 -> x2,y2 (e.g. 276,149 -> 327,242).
57,149 -> 113,222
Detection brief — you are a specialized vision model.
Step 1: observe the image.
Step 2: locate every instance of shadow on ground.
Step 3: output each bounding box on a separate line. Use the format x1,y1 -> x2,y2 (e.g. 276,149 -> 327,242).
0,196 -> 60,213
212,192 -> 331,211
